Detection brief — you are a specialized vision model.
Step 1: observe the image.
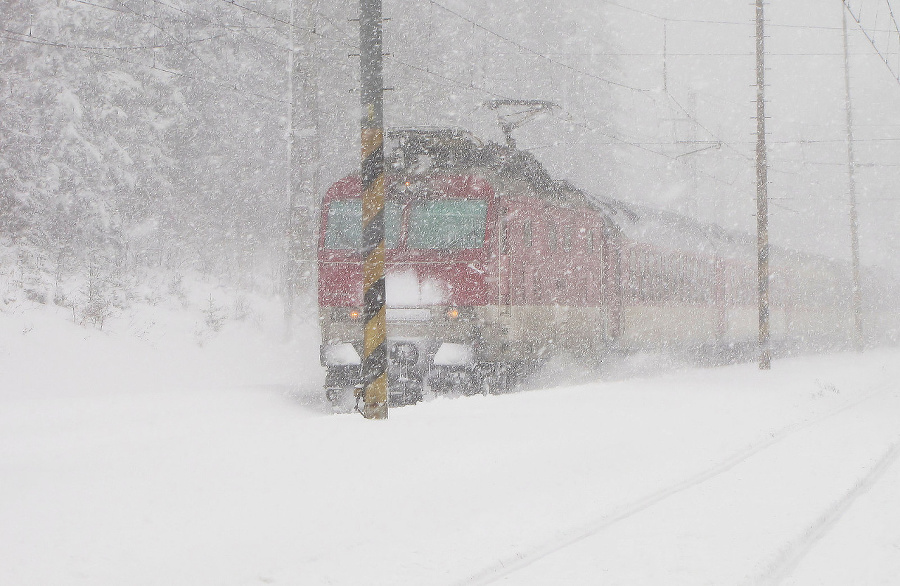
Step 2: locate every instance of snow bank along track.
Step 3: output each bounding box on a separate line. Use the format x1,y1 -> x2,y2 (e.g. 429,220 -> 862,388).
453,376 -> 900,586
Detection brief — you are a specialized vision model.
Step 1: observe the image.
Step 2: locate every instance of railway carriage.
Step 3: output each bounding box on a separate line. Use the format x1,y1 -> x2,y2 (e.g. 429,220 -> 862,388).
318,128 -> 871,407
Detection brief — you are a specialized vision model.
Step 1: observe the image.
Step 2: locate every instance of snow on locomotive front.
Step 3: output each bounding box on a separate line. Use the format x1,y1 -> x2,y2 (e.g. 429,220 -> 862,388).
318,129 -> 499,407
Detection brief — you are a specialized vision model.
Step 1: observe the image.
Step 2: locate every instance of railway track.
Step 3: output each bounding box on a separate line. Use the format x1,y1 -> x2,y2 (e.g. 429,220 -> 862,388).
453,376 -> 900,586
752,440 -> 900,585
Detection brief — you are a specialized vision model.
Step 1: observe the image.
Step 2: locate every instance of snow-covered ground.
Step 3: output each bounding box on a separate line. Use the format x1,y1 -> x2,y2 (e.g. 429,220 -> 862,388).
2,296 -> 899,585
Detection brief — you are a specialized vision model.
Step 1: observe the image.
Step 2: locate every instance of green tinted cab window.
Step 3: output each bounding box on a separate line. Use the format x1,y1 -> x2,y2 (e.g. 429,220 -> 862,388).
324,199 -> 402,250
407,199 -> 487,250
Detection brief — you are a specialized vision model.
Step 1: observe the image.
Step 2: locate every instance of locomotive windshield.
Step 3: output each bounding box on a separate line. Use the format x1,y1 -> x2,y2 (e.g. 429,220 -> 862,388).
407,199 -> 487,250
324,199 -> 402,250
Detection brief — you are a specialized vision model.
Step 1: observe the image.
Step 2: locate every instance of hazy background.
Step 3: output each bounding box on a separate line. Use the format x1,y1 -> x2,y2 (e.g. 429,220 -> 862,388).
315,0 -> 900,276
3,0 -> 900,292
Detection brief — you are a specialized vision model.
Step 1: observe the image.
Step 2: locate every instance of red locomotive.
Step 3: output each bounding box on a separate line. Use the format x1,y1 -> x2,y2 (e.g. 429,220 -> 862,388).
318,128 -> 864,407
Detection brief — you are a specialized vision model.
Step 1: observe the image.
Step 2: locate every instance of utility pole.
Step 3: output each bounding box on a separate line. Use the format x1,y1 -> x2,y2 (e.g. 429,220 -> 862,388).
359,0 -> 388,419
755,0 -> 771,370
284,0 -> 321,335
688,90 -> 699,217
842,5 -> 865,351
662,20 -> 669,95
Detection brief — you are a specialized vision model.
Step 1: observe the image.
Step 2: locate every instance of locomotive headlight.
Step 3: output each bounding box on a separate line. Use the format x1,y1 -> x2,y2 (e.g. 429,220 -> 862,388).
333,307 -> 363,321
444,306 -> 474,321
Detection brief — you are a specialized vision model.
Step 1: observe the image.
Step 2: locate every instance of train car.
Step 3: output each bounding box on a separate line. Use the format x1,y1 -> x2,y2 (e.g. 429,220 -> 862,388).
318,128 -> 867,407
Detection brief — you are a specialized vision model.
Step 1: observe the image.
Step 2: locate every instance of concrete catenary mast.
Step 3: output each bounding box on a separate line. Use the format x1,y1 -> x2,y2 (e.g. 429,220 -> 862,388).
359,0 -> 388,419
285,0 -> 320,332
841,4 -> 864,351
755,0 -> 771,370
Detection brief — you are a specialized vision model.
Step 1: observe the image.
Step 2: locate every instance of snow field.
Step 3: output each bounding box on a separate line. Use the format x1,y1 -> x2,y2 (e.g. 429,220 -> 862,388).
2,299 -> 900,585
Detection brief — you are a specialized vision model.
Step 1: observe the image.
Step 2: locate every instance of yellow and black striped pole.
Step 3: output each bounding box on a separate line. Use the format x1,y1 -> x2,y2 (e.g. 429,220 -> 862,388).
359,0 -> 387,419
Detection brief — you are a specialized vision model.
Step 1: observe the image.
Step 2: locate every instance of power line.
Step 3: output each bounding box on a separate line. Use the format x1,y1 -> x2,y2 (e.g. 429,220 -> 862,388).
770,136 -> 900,143
112,0 -> 210,66
844,0 -> 900,88
664,92 -> 753,161
600,0 -> 900,32
70,0 -> 129,15
774,159 -> 900,167
70,0 -> 289,104
0,29 -> 287,109
426,0 -> 651,93
150,0 -> 289,51
308,14 -> 713,164
534,51 -> 892,58
882,0 -> 900,41
392,59 -> 509,100
311,12 -> 740,178
218,0 -> 290,27
557,111 -> 758,190
420,0 -> 753,164
0,27 -> 223,50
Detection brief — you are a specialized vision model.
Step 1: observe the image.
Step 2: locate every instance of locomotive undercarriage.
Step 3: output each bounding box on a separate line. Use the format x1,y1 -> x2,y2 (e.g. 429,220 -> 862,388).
319,306 -> 551,409
320,303 -> 618,409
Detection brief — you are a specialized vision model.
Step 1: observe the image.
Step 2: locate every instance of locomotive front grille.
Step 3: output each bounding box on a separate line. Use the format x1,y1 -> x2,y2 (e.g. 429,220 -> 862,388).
386,307 -> 431,321
323,307 -> 479,347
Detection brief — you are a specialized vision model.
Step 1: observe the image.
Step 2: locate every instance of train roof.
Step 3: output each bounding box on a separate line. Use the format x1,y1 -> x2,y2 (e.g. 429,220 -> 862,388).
382,128 -> 851,267
384,129 -> 752,258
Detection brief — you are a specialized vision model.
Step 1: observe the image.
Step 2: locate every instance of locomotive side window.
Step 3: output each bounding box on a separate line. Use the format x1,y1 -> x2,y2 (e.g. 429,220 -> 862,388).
635,249 -> 643,302
324,199 -> 402,250
499,206 -> 509,254
548,224 -> 557,253
407,199 -> 488,250
598,242 -> 605,284
524,220 -> 533,248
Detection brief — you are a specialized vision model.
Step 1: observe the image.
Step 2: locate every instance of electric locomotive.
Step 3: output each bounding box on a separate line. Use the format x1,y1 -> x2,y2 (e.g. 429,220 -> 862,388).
319,128 -> 617,406
318,127 -> 875,408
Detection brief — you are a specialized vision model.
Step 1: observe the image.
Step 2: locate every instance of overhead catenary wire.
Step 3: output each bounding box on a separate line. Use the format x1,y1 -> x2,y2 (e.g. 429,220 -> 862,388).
68,0 -> 292,55
20,0 -> 900,196
0,29 -> 288,109
310,10 -> 731,181
425,0 -> 651,93
306,14 -> 705,164
0,26 -> 223,50
218,0 -> 291,27
69,0 -> 294,92
422,0 -> 754,162
69,0 -> 129,15
151,0 -> 290,51
51,0 -> 877,165
305,10 -> 748,189
111,0 -> 213,67
13,0 -> 293,108
599,0 -> 900,33
844,0 -> 900,87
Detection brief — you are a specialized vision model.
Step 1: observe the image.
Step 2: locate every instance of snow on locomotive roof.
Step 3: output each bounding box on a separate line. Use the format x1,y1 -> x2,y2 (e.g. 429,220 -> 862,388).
598,198 -> 754,260
383,128 -> 758,260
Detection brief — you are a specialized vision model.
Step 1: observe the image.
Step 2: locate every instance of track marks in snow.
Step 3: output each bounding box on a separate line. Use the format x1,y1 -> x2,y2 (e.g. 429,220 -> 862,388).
453,380 -> 895,586
753,440 -> 900,586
